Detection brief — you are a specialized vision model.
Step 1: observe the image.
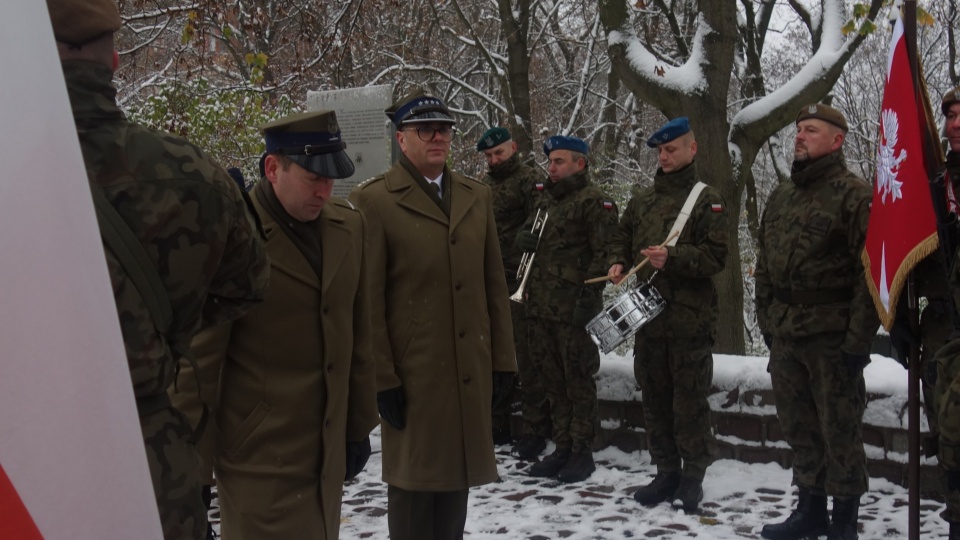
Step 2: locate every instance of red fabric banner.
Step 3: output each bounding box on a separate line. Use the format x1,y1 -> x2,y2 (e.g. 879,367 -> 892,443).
0,462 -> 43,539
862,16 -> 940,329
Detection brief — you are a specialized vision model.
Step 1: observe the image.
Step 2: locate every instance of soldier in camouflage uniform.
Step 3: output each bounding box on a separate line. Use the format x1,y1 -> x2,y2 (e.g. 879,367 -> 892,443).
517,135 -> 619,483
49,1 -> 270,538
755,104 -> 878,540
476,127 -> 551,459
934,86 -> 960,540
607,117 -> 728,513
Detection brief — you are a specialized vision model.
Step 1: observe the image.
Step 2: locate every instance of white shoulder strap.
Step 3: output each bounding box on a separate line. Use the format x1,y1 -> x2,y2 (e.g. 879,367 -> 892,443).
666,181 -> 708,247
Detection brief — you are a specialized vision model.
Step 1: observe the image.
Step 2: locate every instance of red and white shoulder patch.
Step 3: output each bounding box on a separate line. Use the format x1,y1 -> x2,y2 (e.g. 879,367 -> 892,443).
711,203 -> 723,212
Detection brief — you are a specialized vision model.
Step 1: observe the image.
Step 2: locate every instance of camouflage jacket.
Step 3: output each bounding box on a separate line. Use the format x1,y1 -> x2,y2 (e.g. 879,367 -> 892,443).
947,153 -> 960,315
523,169 -> 618,323
65,60 -> 270,399
481,154 -> 543,279
754,151 -> 878,354
608,163 -> 728,339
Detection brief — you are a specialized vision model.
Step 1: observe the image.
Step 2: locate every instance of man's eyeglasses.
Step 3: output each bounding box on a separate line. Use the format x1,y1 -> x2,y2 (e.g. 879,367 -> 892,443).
403,125 -> 456,142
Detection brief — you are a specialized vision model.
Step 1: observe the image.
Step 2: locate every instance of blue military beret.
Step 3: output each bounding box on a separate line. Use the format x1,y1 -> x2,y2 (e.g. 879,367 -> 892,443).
543,135 -> 589,156
476,127 -> 511,151
646,117 -> 691,148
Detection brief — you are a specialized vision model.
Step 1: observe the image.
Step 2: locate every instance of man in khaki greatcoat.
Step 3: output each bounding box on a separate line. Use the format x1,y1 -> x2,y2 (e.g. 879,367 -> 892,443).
350,89 -> 517,540
173,110 -> 378,539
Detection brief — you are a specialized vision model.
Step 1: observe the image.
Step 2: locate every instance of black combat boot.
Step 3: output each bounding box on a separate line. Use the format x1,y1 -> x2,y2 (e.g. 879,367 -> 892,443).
513,434 -> 547,460
556,451 -> 596,483
671,476 -> 704,512
760,487 -> 829,540
528,447 -> 571,478
826,497 -> 860,540
633,471 -> 681,506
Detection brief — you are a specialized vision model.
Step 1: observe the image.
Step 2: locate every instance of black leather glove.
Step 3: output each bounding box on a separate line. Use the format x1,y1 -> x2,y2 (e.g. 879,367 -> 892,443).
491,372 -> 515,409
515,229 -> 540,252
889,317 -> 915,369
762,332 -> 772,350
344,436 -> 372,481
377,387 -> 406,430
947,469 -> 960,492
572,296 -> 602,328
842,351 -> 871,377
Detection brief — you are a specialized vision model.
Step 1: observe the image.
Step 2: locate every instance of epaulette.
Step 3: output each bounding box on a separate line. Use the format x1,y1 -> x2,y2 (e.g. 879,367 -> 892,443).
355,175 -> 384,189
331,198 -> 357,211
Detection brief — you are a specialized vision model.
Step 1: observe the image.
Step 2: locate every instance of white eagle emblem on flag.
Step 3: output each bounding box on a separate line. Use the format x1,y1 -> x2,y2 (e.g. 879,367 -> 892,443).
876,108 -> 907,204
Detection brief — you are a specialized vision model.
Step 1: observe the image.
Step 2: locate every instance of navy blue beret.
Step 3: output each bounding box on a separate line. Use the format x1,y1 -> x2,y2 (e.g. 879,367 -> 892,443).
543,135 -> 589,156
646,117 -> 691,148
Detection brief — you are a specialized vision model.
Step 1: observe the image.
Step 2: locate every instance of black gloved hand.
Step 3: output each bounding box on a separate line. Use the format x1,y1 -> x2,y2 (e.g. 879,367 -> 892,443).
889,317 -> 915,369
345,436 -> 372,481
842,351 -> 871,377
377,386 -> 406,430
572,296 -> 602,328
515,229 -> 540,252
491,372 -> 515,409
762,332 -> 772,350
947,469 -> 960,492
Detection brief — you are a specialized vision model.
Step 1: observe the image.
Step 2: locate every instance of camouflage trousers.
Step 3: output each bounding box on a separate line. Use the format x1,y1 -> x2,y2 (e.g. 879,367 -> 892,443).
141,406 -> 207,540
634,334 -> 714,479
768,332 -> 868,497
921,302 -> 952,438
496,300 -> 551,438
935,335 -> 960,523
528,317 -> 599,453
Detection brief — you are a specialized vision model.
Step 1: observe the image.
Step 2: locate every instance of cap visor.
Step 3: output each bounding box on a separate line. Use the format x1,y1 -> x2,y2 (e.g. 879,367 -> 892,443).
290,150 -> 356,179
400,111 -> 456,125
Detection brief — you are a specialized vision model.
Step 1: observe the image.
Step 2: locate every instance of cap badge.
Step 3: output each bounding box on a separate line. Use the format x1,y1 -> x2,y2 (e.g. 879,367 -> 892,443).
807,104 -> 818,114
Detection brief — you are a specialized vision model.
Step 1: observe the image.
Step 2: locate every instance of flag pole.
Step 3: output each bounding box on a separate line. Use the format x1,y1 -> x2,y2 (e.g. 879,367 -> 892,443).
903,2 -> 921,538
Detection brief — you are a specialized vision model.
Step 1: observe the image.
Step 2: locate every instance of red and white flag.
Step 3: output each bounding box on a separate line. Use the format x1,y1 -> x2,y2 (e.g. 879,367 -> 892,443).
862,15 -> 942,329
0,3 -> 162,538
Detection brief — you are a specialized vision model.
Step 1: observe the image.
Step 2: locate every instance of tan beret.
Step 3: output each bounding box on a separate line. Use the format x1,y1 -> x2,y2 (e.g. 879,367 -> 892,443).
796,103 -> 849,132
942,86 -> 960,115
46,0 -> 121,46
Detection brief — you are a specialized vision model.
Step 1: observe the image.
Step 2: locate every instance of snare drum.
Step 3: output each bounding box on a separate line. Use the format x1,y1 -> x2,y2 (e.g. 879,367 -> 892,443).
585,282 -> 666,353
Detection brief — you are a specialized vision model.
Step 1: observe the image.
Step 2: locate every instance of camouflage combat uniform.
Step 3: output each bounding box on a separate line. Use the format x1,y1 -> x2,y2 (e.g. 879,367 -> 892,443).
523,169 -> 618,454
755,151 -> 878,498
482,154 -> 550,439
65,60 -> 270,539
935,152 -> 960,523
608,162 -> 728,480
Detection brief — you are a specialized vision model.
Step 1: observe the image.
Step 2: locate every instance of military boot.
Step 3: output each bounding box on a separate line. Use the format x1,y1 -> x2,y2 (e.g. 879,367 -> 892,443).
528,447 -> 570,478
557,451 -> 596,483
760,487 -> 829,540
826,497 -> 859,540
513,434 -> 547,460
633,471 -> 681,506
671,476 -> 704,512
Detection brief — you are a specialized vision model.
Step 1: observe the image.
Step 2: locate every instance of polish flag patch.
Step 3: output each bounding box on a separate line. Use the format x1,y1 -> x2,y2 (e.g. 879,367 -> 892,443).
534,182 -> 545,191
711,203 -> 723,212
602,200 -> 615,210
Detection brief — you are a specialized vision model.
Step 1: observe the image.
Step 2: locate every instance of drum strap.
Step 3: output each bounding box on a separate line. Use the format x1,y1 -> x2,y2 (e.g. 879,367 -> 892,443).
666,181 -> 708,246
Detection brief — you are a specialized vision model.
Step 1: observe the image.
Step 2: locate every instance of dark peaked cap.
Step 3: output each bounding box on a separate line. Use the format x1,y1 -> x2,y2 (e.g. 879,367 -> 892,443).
386,89 -> 456,128
46,0 -> 121,45
260,110 -> 356,179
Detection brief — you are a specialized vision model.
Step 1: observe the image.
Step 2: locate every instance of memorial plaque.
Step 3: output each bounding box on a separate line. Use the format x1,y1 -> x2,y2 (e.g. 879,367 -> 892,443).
306,85 -> 393,198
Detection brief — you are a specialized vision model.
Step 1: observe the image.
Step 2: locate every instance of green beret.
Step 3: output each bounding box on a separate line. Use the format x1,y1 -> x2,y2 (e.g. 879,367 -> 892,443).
796,103 -> 848,132
46,0 -> 121,46
476,127 -> 511,151
942,86 -> 960,115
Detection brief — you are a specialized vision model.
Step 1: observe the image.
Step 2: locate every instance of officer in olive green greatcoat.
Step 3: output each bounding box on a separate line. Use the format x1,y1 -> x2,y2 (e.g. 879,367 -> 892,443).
350,90 -> 517,540
172,111 -> 378,540
607,117 -> 728,513
518,135 -> 619,483
933,85 -> 960,540
48,0 -> 270,537
755,104 -> 879,540
476,127 -> 552,459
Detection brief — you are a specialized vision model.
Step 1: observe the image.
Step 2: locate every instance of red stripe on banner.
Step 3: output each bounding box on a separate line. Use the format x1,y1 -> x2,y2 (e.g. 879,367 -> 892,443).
0,461 -> 44,539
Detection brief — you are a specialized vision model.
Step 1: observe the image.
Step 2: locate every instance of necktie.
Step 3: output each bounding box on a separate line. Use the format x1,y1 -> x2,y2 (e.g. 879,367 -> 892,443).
433,181 -> 442,199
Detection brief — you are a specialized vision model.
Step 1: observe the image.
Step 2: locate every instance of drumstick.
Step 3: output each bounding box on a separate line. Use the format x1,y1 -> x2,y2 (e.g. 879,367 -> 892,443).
583,230 -> 680,285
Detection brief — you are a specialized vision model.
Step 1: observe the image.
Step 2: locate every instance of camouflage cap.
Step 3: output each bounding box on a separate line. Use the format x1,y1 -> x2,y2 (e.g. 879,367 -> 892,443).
796,103 -> 848,132
476,127 -> 511,152
46,0 -> 121,46
386,89 -> 456,129
942,86 -> 960,115
260,110 -> 355,179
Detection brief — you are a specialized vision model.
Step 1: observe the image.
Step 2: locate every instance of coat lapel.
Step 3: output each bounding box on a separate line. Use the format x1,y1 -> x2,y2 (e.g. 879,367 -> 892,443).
386,163 -> 449,226
319,203 -> 351,294
252,194 -> 321,290
449,175 -> 478,232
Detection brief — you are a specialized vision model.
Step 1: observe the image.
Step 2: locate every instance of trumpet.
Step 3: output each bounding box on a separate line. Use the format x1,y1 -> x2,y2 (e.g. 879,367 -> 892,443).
509,209 -> 548,303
